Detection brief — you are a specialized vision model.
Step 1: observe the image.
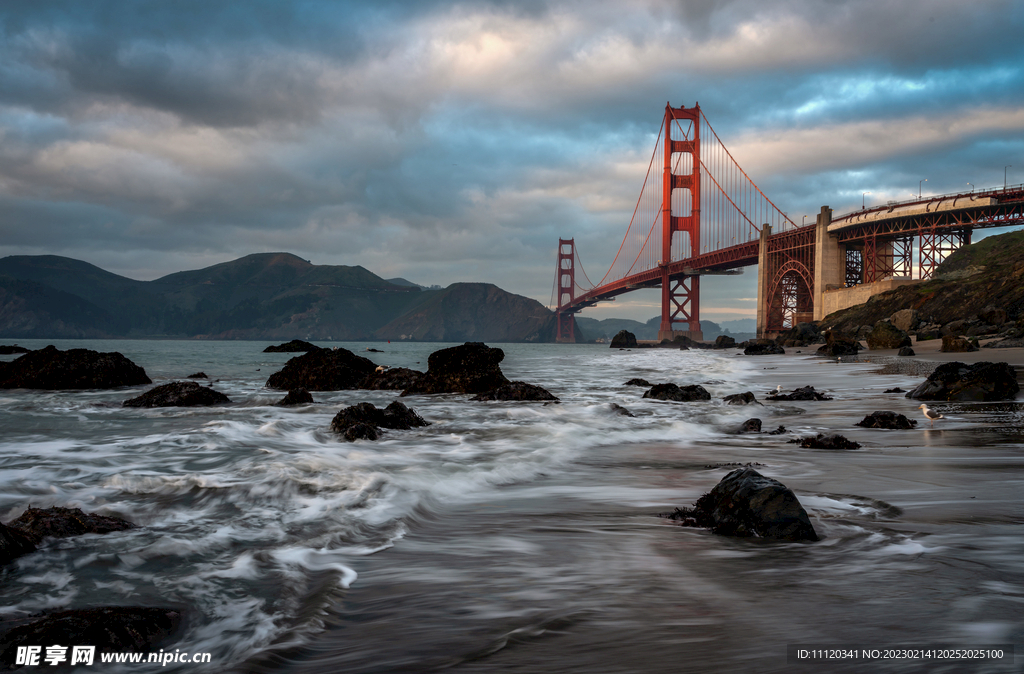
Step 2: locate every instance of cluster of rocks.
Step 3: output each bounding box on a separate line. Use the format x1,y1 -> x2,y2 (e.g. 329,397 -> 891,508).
0,345 -> 152,389
660,468 -> 818,542
0,344 -> 30,354
330,401 -> 430,441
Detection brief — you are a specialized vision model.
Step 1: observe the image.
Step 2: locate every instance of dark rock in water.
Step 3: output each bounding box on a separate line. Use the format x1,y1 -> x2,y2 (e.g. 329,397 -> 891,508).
0,607 -> 181,666
666,468 -> 817,541
275,388 -> 314,406
186,371 -> 208,379
793,433 -> 861,449
359,367 -> 424,391
0,345 -> 29,354
365,348 -> 383,353
856,411 -> 917,429
723,391 -> 760,406
264,340 -> 320,353
123,381 -> 230,408
744,341 -> 785,355
736,418 -> 762,434
770,386 -> 833,401
7,506 -> 135,543
610,330 -> 638,348
905,361 -> 1019,401
0,522 -> 36,565
815,329 -> 862,357
0,345 -> 151,390
941,335 -> 977,352
643,383 -> 711,402
330,401 -> 429,441
897,346 -> 915,356
266,347 -> 376,391
624,378 -> 653,387
714,335 -> 736,349
472,381 -> 559,401
884,387 -> 905,393
607,403 -> 634,417
401,342 -> 509,396
866,320 -> 912,350
767,425 -> 787,435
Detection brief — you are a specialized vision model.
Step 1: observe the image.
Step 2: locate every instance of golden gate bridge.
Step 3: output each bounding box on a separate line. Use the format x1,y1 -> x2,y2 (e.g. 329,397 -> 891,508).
552,102 -> 1024,341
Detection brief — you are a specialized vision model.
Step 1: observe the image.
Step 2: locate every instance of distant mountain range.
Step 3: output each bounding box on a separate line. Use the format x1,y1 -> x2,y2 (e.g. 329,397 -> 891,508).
575,316 -> 755,342
0,253 -> 570,342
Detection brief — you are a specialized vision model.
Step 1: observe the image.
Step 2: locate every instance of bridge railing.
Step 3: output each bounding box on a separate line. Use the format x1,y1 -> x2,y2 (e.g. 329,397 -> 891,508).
833,182 -> 1024,222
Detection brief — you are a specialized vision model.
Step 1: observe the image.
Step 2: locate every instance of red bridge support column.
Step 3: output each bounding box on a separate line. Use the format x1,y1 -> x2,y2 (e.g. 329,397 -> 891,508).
657,102 -> 703,342
555,238 -> 576,343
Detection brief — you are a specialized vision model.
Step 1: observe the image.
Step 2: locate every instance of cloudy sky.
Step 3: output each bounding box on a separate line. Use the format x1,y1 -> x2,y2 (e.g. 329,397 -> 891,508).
1,0 -> 1022,322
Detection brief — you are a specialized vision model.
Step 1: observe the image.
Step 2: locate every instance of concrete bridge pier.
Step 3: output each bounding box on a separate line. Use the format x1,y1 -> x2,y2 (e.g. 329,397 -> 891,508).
812,205 -> 843,321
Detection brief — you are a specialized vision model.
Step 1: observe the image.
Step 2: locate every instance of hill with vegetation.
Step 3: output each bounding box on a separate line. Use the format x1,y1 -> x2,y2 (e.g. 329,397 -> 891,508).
375,283 -> 570,342
821,229 -> 1024,333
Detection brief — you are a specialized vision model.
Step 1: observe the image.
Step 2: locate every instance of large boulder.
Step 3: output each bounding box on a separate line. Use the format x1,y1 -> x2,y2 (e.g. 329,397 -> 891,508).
472,382 -> 559,401
743,341 -> 785,355
815,330 -> 861,357
266,347 -> 376,391
905,361 -> 1019,401
0,607 -> 181,667
643,383 -> 711,402
7,506 -> 135,543
673,468 -> 818,541
889,309 -> 920,333
866,320 -> 912,350
0,345 -> 151,390
123,381 -> 230,408
940,335 -> 977,353
400,343 -> 510,396
897,346 -> 916,356
624,378 -> 653,387
263,340 -> 321,353
358,367 -> 425,391
330,401 -> 429,441
0,522 -> 36,565
856,411 -> 917,429
610,330 -> 638,348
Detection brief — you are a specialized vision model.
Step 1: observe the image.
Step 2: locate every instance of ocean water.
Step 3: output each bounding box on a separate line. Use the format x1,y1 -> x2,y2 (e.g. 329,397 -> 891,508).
1,340 -> 1022,673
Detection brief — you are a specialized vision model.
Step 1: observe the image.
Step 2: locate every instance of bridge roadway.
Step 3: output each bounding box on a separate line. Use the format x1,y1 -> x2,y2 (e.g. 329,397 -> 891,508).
563,183 -> 1024,315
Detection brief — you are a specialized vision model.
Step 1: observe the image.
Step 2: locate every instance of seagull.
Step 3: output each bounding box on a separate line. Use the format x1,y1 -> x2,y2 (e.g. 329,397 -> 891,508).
919,404 -> 944,427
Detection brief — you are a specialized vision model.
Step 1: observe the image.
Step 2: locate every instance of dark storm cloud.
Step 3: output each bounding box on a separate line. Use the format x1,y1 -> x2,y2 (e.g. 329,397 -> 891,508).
0,0 -> 1021,320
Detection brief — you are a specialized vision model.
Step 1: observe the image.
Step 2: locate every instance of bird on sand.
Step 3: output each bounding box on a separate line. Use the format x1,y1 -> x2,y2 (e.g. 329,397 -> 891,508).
919,404 -> 944,427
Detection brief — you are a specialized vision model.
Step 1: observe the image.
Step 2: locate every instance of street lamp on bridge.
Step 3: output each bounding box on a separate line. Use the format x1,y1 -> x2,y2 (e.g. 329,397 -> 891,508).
967,183 -> 974,192
862,192 -> 871,209
919,178 -> 927,198
1006,165 -> 1013,189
